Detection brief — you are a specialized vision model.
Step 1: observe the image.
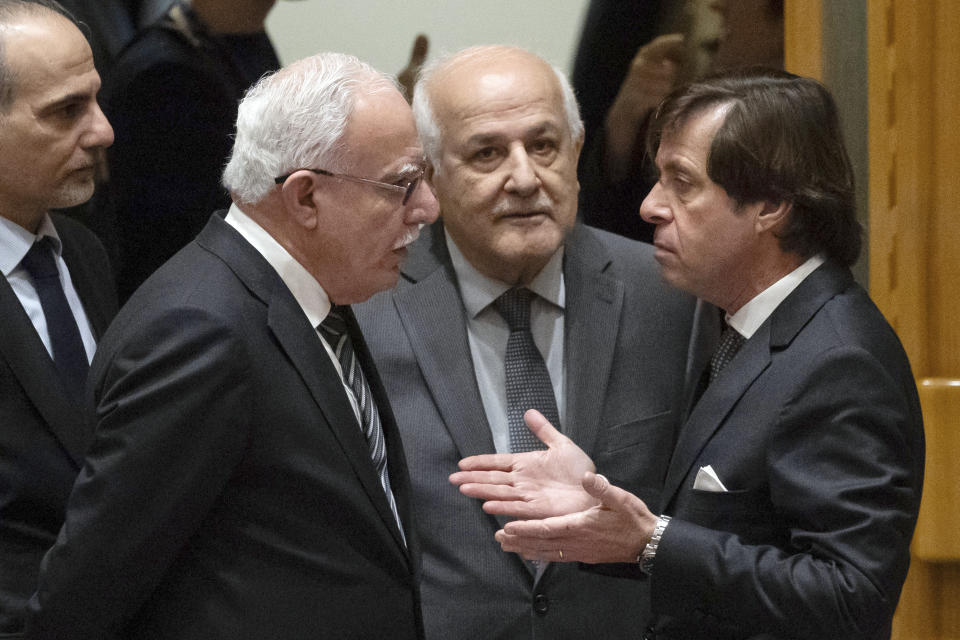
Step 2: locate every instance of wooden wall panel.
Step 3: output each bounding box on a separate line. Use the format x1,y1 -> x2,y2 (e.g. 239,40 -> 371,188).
867,0 -> 960,638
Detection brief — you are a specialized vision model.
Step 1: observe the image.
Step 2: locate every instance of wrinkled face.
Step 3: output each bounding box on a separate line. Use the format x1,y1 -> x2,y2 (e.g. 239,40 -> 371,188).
428,52 -> 582,285
640,105 -> 759,308
0,13 -> 114,230
312,87 -> 439,304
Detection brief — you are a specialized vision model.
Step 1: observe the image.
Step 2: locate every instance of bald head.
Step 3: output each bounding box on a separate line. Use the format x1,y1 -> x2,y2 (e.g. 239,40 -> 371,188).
0,0 -> 76,109
412,45 -> 583,169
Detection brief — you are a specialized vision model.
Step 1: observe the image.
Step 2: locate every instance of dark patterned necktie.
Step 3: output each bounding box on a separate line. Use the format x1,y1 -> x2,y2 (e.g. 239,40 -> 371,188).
319,306 -> 405,545
495,288 -> 559,453
20,237 -> 89,399
709,325 -> 746,383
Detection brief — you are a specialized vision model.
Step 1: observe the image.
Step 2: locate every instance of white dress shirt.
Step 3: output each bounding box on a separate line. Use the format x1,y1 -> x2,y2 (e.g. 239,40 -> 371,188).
0,214 -> 97,362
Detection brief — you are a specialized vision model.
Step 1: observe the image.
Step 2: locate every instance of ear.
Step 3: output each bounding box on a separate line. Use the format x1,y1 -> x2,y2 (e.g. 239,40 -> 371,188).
755,199 -> 792,235
279,172 -> 320,231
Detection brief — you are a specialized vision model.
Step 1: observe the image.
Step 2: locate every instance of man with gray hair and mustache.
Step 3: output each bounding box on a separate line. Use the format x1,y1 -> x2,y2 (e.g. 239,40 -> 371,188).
28,51 -> 438,639
355,44 -> 695,639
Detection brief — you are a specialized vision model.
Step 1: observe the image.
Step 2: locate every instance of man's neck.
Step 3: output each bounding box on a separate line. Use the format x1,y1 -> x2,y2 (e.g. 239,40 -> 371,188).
190,0 -> 274,35
720,250 -> 806,316
0,208 -> 45,235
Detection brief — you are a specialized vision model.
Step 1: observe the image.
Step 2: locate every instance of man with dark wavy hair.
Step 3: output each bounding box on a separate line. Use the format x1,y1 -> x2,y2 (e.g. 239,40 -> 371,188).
453,70 -> 924,640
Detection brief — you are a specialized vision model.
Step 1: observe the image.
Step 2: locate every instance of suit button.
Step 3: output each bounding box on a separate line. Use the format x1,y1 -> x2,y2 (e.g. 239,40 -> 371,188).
533,593 -> 549,615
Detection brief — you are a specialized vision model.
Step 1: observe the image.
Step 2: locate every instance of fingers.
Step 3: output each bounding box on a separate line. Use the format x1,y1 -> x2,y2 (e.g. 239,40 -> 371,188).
456,480 -> 523,502
454,453 -> 515,473
637,33 -> 686,64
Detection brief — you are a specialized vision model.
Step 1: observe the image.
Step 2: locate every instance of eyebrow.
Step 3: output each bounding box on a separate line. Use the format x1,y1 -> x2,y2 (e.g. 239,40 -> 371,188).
464,122 -> 563,147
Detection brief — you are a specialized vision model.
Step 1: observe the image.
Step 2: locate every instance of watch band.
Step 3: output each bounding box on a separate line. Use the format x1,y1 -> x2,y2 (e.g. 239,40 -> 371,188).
638,515 -> 671,575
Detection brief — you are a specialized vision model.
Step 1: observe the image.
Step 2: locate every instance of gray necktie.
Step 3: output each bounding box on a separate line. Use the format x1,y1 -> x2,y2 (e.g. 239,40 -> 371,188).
495,288 -> 559,453
319,306 -> 406,546
709,325 -> 746,383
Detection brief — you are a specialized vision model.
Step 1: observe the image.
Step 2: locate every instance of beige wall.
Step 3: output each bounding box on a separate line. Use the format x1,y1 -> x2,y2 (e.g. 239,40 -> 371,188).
266,1 -> 591,76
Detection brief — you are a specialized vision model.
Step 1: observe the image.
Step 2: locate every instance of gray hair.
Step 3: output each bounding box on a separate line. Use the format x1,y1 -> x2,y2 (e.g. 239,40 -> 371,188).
0,0 -> 77,111
412,45 -> 584,169
222,51 -> 399,204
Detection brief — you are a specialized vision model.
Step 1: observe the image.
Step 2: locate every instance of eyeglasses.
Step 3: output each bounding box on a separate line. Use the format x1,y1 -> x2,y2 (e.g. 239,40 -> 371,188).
274,166 -> 424,206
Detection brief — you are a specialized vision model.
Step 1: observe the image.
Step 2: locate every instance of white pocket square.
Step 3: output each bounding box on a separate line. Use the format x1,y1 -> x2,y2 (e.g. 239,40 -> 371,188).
693,465 -> 728,492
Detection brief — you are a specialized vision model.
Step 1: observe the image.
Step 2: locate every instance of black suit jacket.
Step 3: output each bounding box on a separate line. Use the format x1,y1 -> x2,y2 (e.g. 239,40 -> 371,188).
356,222 -> 696,638
644,262 -> 924,640
28,214 -> 422,639
0,214 -> 117,635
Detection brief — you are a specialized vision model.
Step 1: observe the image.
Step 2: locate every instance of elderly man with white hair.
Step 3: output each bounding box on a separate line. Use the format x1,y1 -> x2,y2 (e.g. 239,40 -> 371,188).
28,51 -> 438,640
355,44 -> 695,639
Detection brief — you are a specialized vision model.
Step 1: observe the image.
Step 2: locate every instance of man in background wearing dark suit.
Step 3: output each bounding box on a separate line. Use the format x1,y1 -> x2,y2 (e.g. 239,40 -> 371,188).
355,45 -> 695,639
0,1 -> 117,635
453,70 -> 924,640
28,51 -> 438,639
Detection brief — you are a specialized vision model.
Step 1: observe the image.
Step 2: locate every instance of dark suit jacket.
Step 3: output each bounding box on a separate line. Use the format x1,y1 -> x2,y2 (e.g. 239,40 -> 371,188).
644,262 -> 924,640
95,12 -> 278,300
0,214 -> 117,635
355,222 -> 696,639
28,214 -> 422,640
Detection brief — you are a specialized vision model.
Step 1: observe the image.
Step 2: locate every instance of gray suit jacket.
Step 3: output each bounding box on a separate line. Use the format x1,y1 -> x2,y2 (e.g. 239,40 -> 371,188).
355,222 -> 696,639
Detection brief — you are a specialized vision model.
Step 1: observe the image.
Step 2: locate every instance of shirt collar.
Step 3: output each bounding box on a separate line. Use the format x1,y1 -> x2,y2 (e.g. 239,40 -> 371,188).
0,214 -> 62,277
727,254 -> 826,339
224,203 -> 332,327
444,228 -> 565,319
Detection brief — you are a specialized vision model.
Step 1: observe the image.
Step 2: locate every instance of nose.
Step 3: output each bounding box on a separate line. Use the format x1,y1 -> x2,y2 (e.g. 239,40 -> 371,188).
639,181 -> 672,225
404,176 -> 440,225
503,145 -> 541,197
81,101 -> 114,150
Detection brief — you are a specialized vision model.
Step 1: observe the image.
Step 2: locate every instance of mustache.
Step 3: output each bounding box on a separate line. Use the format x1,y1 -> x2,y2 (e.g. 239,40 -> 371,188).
392,224 -> 422,250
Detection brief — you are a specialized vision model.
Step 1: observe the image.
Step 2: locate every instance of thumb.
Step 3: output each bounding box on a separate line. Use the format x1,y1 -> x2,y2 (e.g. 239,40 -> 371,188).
523,409 -> 564,447
581,472 -> 635,512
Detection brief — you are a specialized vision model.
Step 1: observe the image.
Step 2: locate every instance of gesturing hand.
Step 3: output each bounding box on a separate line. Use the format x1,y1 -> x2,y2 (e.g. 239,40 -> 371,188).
495,472 -> 659,564
449,409 -> 598,520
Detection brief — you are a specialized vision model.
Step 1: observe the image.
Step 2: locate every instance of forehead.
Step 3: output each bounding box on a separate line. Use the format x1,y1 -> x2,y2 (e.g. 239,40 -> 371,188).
2,13 -> 98,106
342,87 -> 422,172
431,52 -> 567,140
656,104 -> 731,171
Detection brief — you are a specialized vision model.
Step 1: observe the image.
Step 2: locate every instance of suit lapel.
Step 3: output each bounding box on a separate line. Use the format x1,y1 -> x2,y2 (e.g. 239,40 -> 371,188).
0,276 -> 86,466
562,226 -> 623,457
393,227 -> 497,461
58,223 -> 113,339
661,262 -> 853,508
661,323 -> 771,506
197,215 -> 410,557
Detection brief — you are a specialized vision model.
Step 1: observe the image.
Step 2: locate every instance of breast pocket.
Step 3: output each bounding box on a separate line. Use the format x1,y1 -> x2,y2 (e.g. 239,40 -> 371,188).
681,486 -> 773,539
593,410 -> 677,502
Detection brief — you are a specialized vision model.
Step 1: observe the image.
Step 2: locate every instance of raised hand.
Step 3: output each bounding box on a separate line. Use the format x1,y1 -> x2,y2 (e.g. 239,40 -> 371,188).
449,409 -> 598,519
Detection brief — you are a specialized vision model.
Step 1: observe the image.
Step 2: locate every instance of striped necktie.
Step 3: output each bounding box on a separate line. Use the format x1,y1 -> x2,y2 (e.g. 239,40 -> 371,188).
319,306 -> 406,546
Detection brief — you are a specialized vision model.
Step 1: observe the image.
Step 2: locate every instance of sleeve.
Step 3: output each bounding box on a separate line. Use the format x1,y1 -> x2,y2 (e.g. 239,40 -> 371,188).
28,306 -> 253,639
651,345 -> 922,639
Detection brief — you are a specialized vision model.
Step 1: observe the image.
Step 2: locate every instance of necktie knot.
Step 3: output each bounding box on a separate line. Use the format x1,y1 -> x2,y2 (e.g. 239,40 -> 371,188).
21,236 -> 60,281
495,287 -> 533,331
319,306 -> 348,340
